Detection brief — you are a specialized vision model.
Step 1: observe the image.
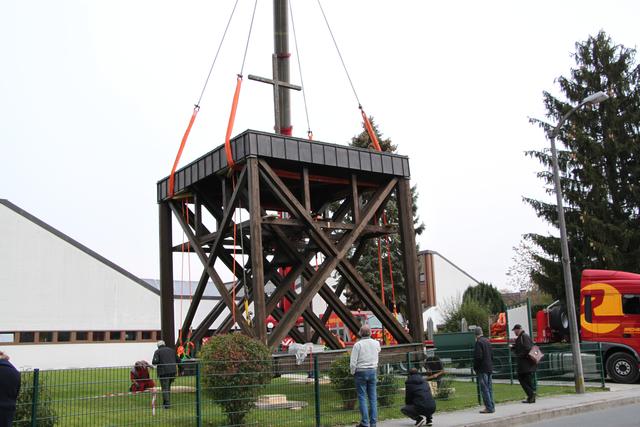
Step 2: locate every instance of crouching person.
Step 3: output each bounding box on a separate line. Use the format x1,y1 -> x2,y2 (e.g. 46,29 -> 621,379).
130,360 -> 155,393
401,367 -> 436,427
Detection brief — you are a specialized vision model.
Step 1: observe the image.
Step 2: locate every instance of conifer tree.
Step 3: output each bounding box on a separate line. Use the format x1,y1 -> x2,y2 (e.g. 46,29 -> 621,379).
343,118 -> 425,317
463,282 -> 506,314
526,31 -> 640,302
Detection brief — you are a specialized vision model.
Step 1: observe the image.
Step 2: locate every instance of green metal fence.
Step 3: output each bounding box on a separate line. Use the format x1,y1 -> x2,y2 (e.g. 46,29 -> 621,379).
13,343 -> 606,426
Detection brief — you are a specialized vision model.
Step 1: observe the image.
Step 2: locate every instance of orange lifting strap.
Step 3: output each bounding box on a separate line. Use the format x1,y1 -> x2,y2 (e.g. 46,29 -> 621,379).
169,106 -> 200,198
225,75 -> 243,169
359,106 -> 382,152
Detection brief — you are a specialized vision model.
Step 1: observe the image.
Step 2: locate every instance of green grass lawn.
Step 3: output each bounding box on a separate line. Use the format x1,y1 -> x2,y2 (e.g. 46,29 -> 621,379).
15,369 -> 603,427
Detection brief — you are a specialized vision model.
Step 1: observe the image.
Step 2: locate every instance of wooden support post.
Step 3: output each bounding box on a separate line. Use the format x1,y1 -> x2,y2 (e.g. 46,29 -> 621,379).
302,166 -> 311,212
351,173 -> 360,224
248,157 -> 267,343
397,178 -> 424,342
159,202 -> 175,348
194,194 -> 203,237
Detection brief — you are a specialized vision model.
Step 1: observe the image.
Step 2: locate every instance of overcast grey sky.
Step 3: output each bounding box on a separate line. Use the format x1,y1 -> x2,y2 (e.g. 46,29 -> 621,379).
2,1 -> 639,289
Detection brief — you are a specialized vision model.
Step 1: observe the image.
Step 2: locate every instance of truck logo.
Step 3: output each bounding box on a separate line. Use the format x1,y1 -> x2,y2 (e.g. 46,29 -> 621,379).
581,282 -> 623,334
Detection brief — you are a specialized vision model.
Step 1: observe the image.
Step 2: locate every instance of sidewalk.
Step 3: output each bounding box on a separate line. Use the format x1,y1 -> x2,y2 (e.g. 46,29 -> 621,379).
378,383 -> 640,427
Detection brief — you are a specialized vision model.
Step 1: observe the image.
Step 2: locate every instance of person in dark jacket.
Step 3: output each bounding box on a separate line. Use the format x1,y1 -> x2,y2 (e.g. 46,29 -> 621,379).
511,324 -> 537,403
0,351 -> 21,427
473,327 -> 494,413
152,341 -> 179,409
401,368 -> 436,427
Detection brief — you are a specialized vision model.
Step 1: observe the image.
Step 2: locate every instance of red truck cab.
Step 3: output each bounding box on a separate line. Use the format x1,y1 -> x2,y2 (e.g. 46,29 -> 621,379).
580,269 -> 640,383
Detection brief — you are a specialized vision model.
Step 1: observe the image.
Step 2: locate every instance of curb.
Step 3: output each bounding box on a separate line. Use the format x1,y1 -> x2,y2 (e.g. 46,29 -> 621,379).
463,394 -> 640,427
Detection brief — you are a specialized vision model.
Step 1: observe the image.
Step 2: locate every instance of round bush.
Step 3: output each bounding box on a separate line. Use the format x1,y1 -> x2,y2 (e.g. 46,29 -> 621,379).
327,354 -> 356,410
199,333 -> 272,425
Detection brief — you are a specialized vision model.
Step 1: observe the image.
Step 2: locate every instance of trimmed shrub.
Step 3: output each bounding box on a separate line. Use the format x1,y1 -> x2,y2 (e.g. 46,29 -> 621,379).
377,371 -> 399,407
199,333 -> 272,425
327,354 -> 356,410
14,371 -> 57,427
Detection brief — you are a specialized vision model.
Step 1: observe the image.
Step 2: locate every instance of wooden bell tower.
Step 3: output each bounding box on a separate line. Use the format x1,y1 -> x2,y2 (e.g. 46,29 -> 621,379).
157,1 -> 423,351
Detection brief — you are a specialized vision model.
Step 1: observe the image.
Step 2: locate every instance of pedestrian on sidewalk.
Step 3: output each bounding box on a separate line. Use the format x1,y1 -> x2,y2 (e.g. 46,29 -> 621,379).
473,326 -> 495,413
350,324 -> 381,427
401,367 -> 436,427
0,351 -> 20,427
511,324 -> 537,403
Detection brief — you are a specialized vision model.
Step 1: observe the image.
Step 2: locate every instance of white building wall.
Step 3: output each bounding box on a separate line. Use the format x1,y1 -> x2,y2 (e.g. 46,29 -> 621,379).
423,251 -> 479,329
0,201 -> 225,369
0,205 -> 159,331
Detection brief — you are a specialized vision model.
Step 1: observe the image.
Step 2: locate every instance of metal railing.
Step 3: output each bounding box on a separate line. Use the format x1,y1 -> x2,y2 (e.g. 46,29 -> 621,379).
13,343 -> 605,426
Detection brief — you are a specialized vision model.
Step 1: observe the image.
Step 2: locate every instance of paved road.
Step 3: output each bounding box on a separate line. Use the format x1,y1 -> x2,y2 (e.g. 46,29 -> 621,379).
521,403 -> 639,427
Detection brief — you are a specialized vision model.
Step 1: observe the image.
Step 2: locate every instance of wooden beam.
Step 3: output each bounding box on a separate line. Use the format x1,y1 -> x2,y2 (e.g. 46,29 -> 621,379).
351,173 -> 360,224
267,224 -> 361,342
310,240 -> 367,342
169,200 -> 255,337
302,166 -> 311,212
397,178 -> 424,341
258,160 -> 398,347
248,158 -> 267,343
207,166 -> 248,266
158,202 -> 175,348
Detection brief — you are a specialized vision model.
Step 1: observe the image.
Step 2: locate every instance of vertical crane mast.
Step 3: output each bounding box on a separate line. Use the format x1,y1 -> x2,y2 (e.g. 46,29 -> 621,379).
274,0 -> 292,136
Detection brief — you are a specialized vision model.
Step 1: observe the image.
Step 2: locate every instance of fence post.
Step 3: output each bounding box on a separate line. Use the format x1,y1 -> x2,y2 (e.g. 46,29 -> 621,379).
30,368 -> 40,427
195,361 -> 202,427
598,342 -> 605,389
406,352 -> 412,371
313,355 -> 321,427
508,344 -> 514,385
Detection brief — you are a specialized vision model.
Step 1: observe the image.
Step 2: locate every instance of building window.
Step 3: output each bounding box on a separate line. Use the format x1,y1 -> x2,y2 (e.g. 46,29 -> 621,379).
622,294 -> 640,315
19,332 -> 35,343
0,333 -> 14,344
93,332 -> 106,341
57,332 -> 71,342
39,332 -> 54,343
141,331 -> 153,340
109,331 -> 122,341
75,332 -> 89,341
125,331 -> 137,341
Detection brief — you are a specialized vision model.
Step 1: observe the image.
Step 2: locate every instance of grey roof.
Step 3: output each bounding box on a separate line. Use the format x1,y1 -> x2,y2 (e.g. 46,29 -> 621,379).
157,129 -> 411,201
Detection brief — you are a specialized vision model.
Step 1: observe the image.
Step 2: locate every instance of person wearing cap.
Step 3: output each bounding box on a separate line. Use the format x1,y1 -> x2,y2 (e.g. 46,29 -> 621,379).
511,324 -> 537,403
350,324 -> 381,427
152,340 -> 179,409
473,327 -> 494,413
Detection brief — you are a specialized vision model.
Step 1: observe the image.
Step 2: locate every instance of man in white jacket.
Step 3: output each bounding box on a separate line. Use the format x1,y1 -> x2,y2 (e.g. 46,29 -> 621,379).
350,324 -> 381,427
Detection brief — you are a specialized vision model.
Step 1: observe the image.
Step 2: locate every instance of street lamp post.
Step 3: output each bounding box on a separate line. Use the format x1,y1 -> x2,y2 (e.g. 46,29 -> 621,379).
548,91 -> 608,394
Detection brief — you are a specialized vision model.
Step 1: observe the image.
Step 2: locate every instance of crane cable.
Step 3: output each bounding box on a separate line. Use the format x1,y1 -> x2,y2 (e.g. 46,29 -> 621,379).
316,0 -> 381,150
225,0 -> 258,169
168,0 -> 240,198
289,1 -> 313,140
